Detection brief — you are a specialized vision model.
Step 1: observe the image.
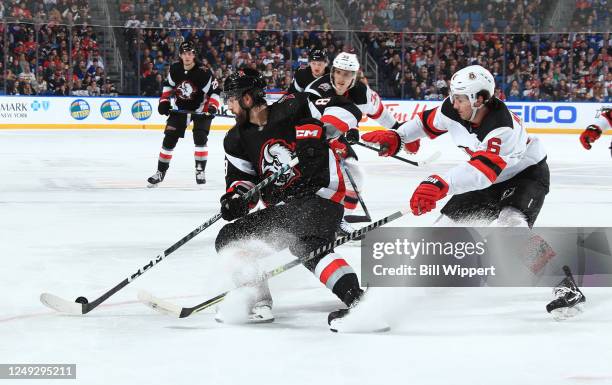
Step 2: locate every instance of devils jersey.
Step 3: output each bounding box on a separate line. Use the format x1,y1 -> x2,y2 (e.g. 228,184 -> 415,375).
224,92 -> 362,206
304,75 -> 397,132
160,62 -> 221,112
396,97 -> 547,196
591,108 -> 612,132
288,67 -> 330,94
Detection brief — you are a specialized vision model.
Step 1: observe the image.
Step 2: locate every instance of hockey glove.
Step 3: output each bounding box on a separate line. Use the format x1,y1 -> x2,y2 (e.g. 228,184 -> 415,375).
158,100 -> 171,116
206,104 -> 218,116
410,175 -> 449,216
220,191 -> 249,221
361,130 -> 401,156
345,128 -> 360,144
329,137 -> 349,159
580,125 -> 602,150
295,119 -> 327,181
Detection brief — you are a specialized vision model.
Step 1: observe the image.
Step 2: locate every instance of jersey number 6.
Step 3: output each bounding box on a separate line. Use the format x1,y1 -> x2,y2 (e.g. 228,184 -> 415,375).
487,138 -> 502,154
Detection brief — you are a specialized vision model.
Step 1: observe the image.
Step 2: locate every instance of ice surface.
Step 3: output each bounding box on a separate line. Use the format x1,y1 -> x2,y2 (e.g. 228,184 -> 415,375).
1,130 -> 611,385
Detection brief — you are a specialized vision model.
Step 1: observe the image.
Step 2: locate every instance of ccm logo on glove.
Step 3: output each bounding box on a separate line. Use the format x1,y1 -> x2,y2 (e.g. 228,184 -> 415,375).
296,125 -> 323,139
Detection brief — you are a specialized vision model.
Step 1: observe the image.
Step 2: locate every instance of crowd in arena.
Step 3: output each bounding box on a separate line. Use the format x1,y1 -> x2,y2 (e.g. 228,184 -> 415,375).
2,0 -> 610,102
2,0 -> 117,96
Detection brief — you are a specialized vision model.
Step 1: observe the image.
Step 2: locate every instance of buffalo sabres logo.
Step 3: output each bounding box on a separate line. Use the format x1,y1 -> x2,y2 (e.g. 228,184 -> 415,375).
318,82 -> 331,92
259,139 -> 299,187
176,80 -> 196,100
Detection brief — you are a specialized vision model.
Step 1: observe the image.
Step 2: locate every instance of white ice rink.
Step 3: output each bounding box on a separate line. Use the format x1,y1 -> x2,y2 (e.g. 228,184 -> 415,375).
1,129 -> 611,385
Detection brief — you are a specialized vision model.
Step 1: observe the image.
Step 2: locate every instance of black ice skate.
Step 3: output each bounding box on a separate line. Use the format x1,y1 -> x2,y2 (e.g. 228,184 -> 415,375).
195,168 -> 206,185
147,170 -> 165,188
546,265 -> 586,320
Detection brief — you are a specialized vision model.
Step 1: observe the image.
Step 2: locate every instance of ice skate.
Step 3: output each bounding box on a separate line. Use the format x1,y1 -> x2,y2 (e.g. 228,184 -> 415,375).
546,266 -> 586,320
195,168 -> 206,185
147,170 -> 165,188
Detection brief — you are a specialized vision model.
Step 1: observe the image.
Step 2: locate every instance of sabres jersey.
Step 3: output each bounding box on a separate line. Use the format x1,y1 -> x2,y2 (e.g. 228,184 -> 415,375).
160,62 -> 221,112
223,92 -> 362,205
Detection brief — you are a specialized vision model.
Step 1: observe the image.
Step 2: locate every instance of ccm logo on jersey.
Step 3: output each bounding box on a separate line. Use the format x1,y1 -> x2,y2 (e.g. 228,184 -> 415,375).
296,124 -> 323,139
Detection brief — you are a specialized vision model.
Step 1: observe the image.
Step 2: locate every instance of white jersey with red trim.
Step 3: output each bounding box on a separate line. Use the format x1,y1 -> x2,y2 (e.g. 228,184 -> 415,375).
396,97 -> 547,195
304,76 -> 398,132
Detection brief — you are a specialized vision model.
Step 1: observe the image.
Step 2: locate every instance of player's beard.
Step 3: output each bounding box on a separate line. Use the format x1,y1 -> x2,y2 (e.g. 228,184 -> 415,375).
235,108 -> 249,125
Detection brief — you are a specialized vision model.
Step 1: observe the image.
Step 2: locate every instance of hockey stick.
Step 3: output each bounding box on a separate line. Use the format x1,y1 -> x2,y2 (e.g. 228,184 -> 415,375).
170,109 -> 235,118
355,141 -> 441,166
40,158 -> 300,315
341,161 -> 372,223
139,208 -> 409,318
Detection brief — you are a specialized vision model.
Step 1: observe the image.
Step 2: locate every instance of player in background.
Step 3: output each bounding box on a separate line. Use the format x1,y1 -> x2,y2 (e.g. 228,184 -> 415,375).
215,68 -> 366,330
287,48 -> 329,94
305,52 -> 419,235
580,107 -> 611,153
147,41 -> 221,187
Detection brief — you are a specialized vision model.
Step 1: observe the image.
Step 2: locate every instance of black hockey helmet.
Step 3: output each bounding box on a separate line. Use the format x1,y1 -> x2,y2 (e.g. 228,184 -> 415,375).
309,48 -> 327,62
179,41 -> 196,54
222,68 -> 266,101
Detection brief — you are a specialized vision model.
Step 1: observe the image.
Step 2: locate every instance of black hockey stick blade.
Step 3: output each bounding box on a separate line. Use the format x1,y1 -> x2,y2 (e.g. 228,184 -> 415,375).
140,209 -> 408,318
41,158 -> 299,315
344,215 -> 371,223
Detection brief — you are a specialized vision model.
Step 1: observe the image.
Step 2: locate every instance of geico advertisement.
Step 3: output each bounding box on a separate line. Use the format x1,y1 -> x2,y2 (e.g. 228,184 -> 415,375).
0,96 -> 607,131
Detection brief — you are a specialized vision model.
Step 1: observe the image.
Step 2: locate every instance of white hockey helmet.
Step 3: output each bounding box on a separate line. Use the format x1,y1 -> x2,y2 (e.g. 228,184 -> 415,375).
331,52 -> 360,91
450,65 -> 495,107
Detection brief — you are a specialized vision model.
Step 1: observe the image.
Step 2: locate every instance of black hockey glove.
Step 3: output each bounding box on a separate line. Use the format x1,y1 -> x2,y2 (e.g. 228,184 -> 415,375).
345,128 -> 360,144
206,104 -> 218,116
295,118 -> 327,183
158,100 -> 171,116
220,191 -> 249,221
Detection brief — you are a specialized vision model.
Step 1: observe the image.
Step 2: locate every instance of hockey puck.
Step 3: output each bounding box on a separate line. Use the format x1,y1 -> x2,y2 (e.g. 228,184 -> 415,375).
75,296 -> 89,305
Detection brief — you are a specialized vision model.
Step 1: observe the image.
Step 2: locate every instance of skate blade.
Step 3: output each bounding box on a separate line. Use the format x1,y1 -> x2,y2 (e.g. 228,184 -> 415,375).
550,303 -> 585,321
147,183 -> 159,188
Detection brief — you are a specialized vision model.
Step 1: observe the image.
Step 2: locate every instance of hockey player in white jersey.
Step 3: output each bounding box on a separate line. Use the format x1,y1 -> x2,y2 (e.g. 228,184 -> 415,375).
580,107 -> 611,152
305,52 -> 419,234
362,65 -> 550,228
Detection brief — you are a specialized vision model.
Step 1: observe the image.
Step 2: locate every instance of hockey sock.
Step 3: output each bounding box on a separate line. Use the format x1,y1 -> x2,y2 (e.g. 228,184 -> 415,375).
313,253 -> 361,305
344,190 -> 359,213
194,145 -> 208,170
157,147 -> 173,173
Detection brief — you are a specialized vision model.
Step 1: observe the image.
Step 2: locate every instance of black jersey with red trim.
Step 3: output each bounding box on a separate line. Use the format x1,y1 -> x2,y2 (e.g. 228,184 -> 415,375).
288,66 -> 330,94
160,62 -> 221,112
396,97 -> 547,195
304,75 -> 398,130
223,92 -> 361,206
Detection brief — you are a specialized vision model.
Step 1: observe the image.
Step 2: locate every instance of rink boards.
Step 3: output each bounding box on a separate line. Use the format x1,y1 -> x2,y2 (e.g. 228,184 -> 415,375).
0,95 -> 609,134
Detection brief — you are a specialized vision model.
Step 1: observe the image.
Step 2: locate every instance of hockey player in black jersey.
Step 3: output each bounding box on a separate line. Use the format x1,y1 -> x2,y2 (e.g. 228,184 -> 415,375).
214,68 -> 365,329
147,41 -> 221,187
305,52 -> 420,235
287,48 -> 329,94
